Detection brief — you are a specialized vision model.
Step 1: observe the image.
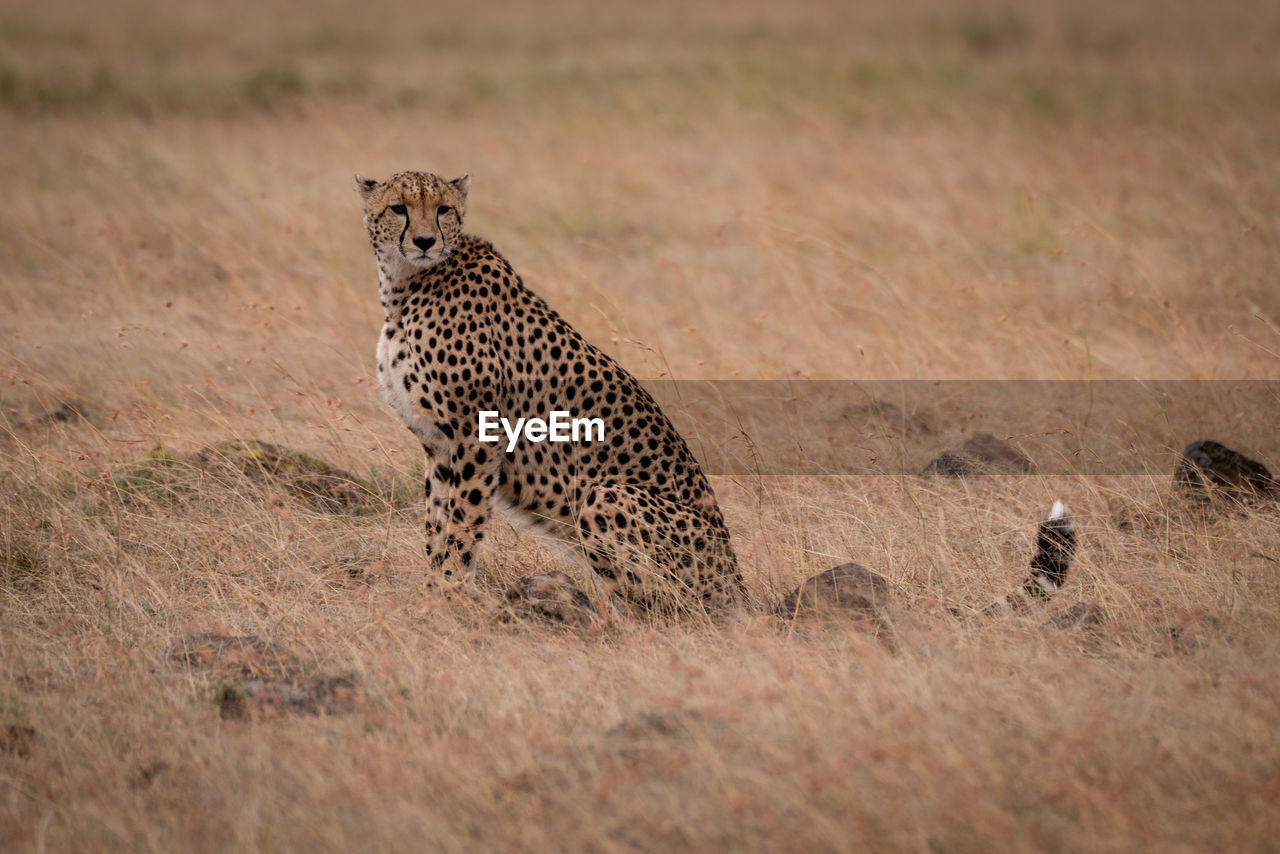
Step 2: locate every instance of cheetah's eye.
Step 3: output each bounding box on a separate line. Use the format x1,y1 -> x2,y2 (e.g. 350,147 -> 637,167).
437,205 -> 453,216
389,204 -> 408,216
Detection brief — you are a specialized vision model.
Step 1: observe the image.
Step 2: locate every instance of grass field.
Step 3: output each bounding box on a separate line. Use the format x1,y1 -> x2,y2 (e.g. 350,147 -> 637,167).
3,0 -> 1280,850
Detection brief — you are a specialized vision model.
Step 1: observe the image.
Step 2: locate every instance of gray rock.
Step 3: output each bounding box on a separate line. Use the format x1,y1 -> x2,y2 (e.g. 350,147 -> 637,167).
170,631 -> 361,719
495,570 -> 599,627
1174,440 -> 1276,505
218,673 -> 362,720
1045,601 -> 1110,632
28,398 -> 95,428
921,433 -> 1035,477
1,723 -> 36,757
778,562 -> 892,632
169,632 -> 299,681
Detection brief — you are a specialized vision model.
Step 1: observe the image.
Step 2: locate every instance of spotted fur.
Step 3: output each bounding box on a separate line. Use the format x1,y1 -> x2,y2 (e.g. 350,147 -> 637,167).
355,170 -> 742,612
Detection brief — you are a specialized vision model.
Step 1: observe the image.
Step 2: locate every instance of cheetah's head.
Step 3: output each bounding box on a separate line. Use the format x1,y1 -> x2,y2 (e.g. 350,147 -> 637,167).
354,171 -> 471,269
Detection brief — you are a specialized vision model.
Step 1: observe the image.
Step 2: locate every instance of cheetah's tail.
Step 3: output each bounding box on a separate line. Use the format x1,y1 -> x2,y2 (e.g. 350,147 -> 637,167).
955,501 -> 1077,619
1012,500 -> 1075,607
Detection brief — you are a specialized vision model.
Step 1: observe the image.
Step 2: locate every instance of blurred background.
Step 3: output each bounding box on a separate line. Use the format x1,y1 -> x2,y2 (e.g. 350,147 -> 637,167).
2,0 -> 1278,459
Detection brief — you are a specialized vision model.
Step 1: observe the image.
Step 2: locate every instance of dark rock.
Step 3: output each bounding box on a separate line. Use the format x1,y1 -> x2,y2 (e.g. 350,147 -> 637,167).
130,761 -> 171,790
1160,612 -> 1224,656
1045,601 -> 1110,632
27,399 -> 94,428
778,562 -> 892,630
171,633 -> 363,719
921,452 -> 973,477
318,556 -> 390,586
606,710 -> 698,741
109,439 -> 405,513
495,570 -> 599,627
1173,440 -> 1276,505
169,632 -> 299,681
835,400 -> 935,437
1,723 -> 36,757
219,673 -> 362,720
1,540 -> 43,589
187,438 -> 373,513
921,433 -> 1035,477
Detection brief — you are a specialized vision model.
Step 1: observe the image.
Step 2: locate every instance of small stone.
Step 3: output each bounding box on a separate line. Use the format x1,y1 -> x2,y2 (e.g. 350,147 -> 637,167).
1159,611 -> 1224,656
219,673 -> 363,720
606,710 -> 697,741
27,399 -> 95,429
778,562 -> 892,631
921,433 -> 1035,477
129,761 -> 171,790
1045,601 -> 1110,632
495,570 -> 599,627
169,632 -> 299,681
1,723 -> 36,757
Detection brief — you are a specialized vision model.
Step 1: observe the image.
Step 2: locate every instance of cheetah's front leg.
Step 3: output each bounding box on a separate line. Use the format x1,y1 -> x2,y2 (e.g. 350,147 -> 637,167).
420,445 -> 455,582
422,437 -> 500,587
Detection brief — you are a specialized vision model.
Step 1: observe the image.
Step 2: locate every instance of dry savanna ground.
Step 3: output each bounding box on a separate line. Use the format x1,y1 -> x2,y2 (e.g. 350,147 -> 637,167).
3,0 -> 1280,850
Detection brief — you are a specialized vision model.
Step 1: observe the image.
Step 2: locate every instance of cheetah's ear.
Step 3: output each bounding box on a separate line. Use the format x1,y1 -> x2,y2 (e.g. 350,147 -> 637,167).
354,174 -> 380,201
449,173 -> 471,199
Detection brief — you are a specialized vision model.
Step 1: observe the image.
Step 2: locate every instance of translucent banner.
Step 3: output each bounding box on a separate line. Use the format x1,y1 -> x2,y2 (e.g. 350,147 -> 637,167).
637,380 -> 1279,476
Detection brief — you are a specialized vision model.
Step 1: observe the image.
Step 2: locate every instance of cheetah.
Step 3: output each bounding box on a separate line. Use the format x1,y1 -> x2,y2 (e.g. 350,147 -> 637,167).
355,170 -> 743,613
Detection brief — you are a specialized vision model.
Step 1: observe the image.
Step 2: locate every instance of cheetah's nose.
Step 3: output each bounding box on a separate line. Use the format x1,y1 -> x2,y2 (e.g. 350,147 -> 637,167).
413,236 -> 436,251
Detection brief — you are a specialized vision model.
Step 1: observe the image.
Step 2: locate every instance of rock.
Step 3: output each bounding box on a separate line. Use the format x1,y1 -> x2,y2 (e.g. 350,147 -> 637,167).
28,398 -> 95,428
834,400 -> 935,437
329,556 -> 389,585
1045,601 -> 1110,632
1159,612 -> 1224,656
603,710 -> 710,762
170,632 -> 361,719
129,761 -> 171,790
108,439 -> 397,513
495,570 -> 599,627
169,632 -> 299,681
1,723 -> 36,757
187,438 -> 375,513
605,710 -> 697,741
106,445 -> 193,505
1173,440 -> 1276,505
1,539 -> 43,590
218,673 -> 362,720
778,562 -> 892,631
921,433 -> 1035,476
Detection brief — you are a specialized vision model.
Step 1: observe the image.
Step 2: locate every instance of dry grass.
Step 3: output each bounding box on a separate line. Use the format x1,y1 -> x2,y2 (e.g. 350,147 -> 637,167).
3,0 -> 1280,850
